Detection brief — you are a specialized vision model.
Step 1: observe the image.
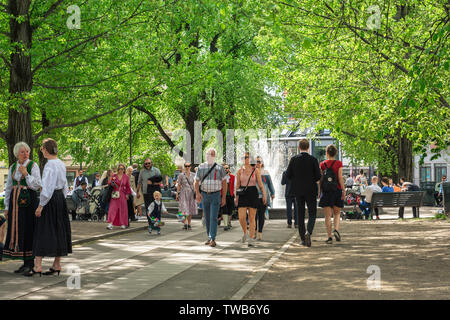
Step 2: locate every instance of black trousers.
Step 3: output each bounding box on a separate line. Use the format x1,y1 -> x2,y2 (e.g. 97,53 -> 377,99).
295,194 -> 317,241
398,207 -> 418,218
127,196 -> 134,223
255,198 -> 267,233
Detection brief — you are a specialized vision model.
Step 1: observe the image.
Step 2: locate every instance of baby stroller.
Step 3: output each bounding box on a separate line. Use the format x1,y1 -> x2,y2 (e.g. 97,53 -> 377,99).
90,186 -> 107,221
342,186 -> 363,220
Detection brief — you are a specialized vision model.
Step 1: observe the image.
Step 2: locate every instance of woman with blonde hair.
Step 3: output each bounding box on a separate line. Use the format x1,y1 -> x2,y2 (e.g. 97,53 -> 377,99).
106,164 -> 132,230
3,141 -> 41,275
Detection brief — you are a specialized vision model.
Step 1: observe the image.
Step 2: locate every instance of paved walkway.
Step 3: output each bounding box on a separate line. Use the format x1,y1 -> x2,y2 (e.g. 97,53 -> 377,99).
0,216 -> 448,300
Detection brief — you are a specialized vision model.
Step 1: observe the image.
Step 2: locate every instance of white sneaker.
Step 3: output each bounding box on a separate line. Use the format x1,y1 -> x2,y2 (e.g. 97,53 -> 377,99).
107,224 -> 113,230
241,234 -> 247,243
248,237 -> 255,247
121,225 -> 126,229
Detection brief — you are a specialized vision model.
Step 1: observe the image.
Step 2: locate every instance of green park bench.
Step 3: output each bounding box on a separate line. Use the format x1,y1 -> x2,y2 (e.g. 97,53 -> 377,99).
370,191 -> 425,219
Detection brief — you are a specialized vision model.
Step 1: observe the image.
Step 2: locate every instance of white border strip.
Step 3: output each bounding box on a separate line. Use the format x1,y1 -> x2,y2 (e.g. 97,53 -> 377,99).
231,232 -> 298,300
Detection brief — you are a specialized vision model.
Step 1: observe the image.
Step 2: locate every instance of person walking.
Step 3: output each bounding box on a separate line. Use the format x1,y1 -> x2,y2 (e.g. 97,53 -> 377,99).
176,162 -> 198,230
281,169 -> 298,228
220,163 -> 235,231
28,138 -> 71,277
126,166 -> 138,224
136,158 -> 162,227
3,142 -> 41,275
286,139 -> 321,247
194,148 -> 227,247
235,153 -> 266,247
106,164 -> 133,230
318,144 -> 345,245
255,157 -> 274,240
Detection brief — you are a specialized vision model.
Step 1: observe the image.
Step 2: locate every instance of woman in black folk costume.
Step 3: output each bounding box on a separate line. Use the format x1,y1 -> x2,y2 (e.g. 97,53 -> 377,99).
3,142 -> 42,275
26,138 -> 72,277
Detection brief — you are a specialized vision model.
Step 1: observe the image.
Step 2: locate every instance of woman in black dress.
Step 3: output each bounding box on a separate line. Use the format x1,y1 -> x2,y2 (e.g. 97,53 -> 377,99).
3,142 -> 41,275
26,138 -> 72,276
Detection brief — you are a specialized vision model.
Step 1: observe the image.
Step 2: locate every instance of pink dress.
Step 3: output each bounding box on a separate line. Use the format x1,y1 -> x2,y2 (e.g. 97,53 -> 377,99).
107,174 -> 132,226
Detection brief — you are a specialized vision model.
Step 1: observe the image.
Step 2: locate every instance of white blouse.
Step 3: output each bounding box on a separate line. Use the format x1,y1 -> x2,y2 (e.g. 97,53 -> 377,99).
39,159 -> 69,207
4,159 -> 42,211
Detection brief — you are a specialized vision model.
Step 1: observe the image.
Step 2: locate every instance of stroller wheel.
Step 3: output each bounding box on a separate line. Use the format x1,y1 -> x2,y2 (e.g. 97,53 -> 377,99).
92,214 -> 99,222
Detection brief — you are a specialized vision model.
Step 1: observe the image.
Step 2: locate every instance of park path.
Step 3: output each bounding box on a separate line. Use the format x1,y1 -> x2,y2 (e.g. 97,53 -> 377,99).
0,219 -> 295,300
1,217 -> 449,300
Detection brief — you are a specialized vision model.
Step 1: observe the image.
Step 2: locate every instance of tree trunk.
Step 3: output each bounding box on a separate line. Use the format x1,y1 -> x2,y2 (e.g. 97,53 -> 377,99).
397,134 -> 413,182
5,0 -> 34,166
185,105 -> 199,165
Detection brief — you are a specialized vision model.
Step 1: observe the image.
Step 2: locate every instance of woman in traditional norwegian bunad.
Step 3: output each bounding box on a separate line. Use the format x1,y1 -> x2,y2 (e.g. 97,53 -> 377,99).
3,142 -> 42,275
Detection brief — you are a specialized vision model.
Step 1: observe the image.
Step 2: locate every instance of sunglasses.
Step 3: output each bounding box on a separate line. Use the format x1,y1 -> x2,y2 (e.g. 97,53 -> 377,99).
244,156 -> 249,159
144,163 -> 151,165
256,161 -> 261,164
185,165 -> 191,167
224,167 -> 229,170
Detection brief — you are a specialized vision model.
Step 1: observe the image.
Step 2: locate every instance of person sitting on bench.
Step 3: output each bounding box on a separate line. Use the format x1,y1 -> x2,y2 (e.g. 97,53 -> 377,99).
359,176 -> 382,219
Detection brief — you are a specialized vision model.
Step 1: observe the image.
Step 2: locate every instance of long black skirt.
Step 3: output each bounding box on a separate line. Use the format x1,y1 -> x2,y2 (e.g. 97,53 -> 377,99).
33,189 -> 72,257
3,189 -> 38,262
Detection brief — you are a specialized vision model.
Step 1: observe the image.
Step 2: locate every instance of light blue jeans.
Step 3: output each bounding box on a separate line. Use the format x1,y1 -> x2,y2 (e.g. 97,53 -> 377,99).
201,191 -> 221,241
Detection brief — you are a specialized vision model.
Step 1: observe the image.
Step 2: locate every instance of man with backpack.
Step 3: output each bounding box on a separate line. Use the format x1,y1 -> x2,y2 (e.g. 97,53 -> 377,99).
286,139 -> 321,247
318,144 -> 345,244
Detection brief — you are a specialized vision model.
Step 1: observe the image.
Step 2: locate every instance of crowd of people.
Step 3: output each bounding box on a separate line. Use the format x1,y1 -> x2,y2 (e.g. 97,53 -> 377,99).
0,137 -> 445,278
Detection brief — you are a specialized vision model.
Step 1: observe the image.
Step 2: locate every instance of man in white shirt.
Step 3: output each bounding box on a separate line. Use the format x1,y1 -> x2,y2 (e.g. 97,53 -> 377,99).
359,176 -> 382,219
73,170 -> 88,191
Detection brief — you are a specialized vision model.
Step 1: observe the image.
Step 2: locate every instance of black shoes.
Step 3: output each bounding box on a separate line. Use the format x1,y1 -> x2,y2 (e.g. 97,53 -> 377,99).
301,240 -> 306,246
188,225 -> 192,230
183,224 -> 188,230
287,224 -> 292,228
43,268 -> 61,276
305,233 -> 311,247
24,268 -> 42,277
325,237 -> 333,244
333,229 -> 341,242
14,265 -> 26,274
294,224 -> 298,228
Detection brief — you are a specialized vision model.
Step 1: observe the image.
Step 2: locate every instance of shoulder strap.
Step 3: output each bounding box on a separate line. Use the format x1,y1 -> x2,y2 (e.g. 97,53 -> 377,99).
331,160 -> 336,170
243,168 -> 256,190
200,163 -> 217,184
323,161 -> 329,169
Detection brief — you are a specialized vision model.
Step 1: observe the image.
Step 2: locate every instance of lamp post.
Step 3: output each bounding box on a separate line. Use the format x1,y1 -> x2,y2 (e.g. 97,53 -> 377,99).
129,106 -> 132,166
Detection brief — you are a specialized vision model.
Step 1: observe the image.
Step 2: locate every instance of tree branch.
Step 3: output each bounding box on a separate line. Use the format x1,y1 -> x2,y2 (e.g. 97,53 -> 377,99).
133,105 -> 183,157
33,93 -> 147,140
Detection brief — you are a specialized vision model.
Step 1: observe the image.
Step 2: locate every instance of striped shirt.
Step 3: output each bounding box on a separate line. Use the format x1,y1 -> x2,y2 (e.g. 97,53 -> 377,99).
195,162 -> 227,193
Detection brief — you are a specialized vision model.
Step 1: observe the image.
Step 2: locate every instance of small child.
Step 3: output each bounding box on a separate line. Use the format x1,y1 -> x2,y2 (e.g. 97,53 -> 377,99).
147,191 -> 168,235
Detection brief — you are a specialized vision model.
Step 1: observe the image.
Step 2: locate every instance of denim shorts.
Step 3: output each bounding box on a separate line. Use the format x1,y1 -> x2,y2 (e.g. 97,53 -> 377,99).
319,190 -> 344,208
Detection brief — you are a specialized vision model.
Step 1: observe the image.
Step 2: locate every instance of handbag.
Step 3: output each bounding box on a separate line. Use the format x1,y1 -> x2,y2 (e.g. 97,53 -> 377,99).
111,176 -> 122,199
236,168 -> 256,196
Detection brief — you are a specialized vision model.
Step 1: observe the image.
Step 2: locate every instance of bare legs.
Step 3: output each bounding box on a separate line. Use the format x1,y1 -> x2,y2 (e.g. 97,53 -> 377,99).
324,206 -> 341,238
34,256 -> 62,272
238,207 -> 256,238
